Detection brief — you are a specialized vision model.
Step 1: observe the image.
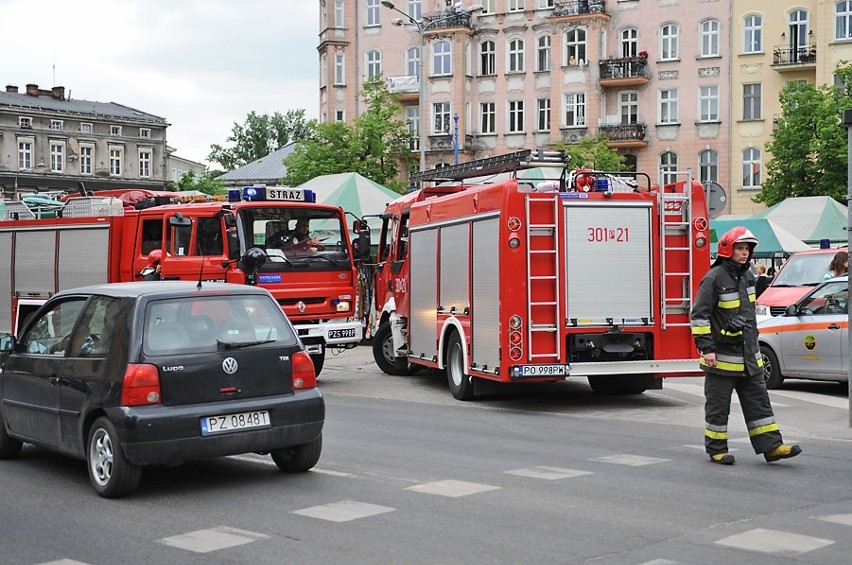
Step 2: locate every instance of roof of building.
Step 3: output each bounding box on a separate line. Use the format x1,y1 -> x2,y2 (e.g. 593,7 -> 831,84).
0,90 -> 167,125
216,142 -> 296,186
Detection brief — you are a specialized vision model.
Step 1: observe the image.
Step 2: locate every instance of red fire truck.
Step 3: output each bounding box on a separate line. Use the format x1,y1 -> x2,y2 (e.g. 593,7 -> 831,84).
370,150 -> 711,399
0,185 -> 364,375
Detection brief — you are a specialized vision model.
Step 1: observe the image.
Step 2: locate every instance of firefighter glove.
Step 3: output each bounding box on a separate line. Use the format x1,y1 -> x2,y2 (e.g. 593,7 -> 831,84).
725,314 -> 750,333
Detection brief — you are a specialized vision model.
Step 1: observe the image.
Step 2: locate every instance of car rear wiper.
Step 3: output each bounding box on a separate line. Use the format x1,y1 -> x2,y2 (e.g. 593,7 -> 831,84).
217,339 -> 276,350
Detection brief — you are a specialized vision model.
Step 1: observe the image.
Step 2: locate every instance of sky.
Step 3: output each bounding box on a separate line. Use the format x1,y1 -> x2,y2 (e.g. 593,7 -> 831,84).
2,0 -> 318,166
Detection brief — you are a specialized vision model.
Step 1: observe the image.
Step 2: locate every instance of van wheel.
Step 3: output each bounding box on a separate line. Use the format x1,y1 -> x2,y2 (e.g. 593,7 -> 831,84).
588,375 -> 648,395
310,349 -> 325,378
446,331 -> 474,400
372,321 -> 408,375
0,412 -> 23,459
87,417 -> 143,498
760,345 -> 784,389
272,435 -> 322,472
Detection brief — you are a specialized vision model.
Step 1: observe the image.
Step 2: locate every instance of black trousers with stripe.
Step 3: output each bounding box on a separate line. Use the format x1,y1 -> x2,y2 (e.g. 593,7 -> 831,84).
704,372 -> 784,455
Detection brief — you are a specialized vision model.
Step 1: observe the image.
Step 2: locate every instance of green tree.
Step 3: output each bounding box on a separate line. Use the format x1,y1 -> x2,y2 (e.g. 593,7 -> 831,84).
208,110 -> 313,171
282,76 -> 412,192
554,134 -> 626,170
170,170 -> 226,196
757,63 -> 852,206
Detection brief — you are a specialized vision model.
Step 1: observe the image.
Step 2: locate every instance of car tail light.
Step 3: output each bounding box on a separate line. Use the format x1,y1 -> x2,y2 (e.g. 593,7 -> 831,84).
292,351 -> 317,390
121,364 -> 162,406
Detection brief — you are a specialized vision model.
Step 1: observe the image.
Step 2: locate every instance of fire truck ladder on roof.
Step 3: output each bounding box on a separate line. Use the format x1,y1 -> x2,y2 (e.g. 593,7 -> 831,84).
525,193 -> 561,361
408,149 -> 569,184
659,169 -> 695,329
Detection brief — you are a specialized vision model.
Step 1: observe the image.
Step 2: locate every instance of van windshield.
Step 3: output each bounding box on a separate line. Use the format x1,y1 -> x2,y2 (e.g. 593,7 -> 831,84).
772,254 -> 834,287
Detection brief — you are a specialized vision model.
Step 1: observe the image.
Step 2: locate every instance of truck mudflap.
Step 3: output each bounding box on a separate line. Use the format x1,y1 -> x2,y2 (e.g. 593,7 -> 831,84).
292,319 -> 363,346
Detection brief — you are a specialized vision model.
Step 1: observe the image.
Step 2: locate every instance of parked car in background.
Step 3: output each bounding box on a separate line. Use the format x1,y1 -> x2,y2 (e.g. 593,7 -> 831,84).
0,281 -> 324,497
758,276 -> 848,389
756,247 -> 847,317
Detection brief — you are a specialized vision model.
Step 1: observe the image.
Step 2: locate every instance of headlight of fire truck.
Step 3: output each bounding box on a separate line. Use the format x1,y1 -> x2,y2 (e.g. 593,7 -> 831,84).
333,296 -> 351,312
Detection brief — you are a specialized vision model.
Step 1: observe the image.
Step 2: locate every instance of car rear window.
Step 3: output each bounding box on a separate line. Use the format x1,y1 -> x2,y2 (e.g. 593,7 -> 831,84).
143,294 -> 297,355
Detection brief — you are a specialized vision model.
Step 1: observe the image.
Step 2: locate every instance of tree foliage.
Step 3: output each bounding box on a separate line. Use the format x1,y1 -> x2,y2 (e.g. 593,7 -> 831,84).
282,76 -> 413,193
757,63 -> 852,206
208,109 -> 313,171
554,134 -> 626,171
170,170 -> 226,196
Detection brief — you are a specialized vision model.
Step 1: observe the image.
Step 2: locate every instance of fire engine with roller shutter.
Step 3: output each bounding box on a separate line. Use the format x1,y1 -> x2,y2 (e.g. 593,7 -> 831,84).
370,150 -> 711,399
0,185 -> 365,376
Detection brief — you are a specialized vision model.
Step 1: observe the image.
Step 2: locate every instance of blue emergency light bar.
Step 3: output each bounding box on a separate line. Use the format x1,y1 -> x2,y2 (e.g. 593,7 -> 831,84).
228,185 -> 317,203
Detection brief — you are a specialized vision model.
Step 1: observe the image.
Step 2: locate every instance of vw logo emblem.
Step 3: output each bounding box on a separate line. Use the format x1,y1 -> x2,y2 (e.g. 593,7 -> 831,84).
222,357 -> 238,375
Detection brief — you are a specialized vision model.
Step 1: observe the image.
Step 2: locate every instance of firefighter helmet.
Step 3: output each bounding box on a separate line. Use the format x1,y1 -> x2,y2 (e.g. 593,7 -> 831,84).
716,226 -> 758,260
147,249 -> 163,267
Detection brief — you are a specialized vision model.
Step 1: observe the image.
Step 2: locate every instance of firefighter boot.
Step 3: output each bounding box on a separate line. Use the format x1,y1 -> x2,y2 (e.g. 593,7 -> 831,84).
709,452 -> 735,465
764,444 -> 802,463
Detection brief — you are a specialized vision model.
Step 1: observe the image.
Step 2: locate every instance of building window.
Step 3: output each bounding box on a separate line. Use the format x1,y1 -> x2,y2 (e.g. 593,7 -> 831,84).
335,52 -> 346,84
334,0 -> 344,27
138,149 -> 151,178
744,15 -> 762,53
80,145 -> 93,175
407,0 -> 421,20
433,102 -> 451,134
699,85 -> 719,121
508,37 -> 525,73
660,151 -> 678,185
366,0 -> 380,26
18,139 -> 33,169
50,120 -> 63,131
81,122 -> 92,134
700,19 -> 720,57
539,0 -> 554,7
481,0 -> 495,13
624,154 -> 638,172
621,28 -> 638,58
743,83 -> 762,120
537,35 -> 551,72
564,93 -> 585,127
565,28 -> 587,66
335,110 -> 345,122
509,0 -> 525,11
50,142 -> 65,172
659,89 -> 679,123
366,50 -> 382,78
537,98 -> 551,131
19,116 -> 32,129
790,10 -> 809,51
699,149 -> 718,183
838,1 -> 852,39
742,147 -> 761,188
109,147 -> 123,176
139,128 -> 151,139
407,47 -> 420,80
110,125 -> 122,136
480,102 -> 496,134
480,40 -> 496,76
508,100 -> 524,133
660,23 -> 679,60
434,41 -> 452,75
620,91 -> 639,124
407,106 -> 420,150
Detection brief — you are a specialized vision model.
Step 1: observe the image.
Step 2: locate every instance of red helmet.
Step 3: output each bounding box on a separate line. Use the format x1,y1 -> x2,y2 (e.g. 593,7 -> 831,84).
147,249 -> 163,266
716,226 -> 758,260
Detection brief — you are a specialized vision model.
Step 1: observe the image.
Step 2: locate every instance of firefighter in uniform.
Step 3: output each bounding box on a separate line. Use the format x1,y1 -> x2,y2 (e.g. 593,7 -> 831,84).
690,226 -> 802,465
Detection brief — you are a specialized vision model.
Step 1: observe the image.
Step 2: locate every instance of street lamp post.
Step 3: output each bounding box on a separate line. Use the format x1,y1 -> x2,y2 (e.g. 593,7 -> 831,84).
381,1 -> 483,172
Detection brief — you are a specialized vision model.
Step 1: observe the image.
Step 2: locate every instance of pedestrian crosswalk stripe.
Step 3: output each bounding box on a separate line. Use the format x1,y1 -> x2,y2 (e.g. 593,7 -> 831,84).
405,479 -> 501,497
591,454 -> 669,466
504,466 -> 592,480
158,527 -> 268,553
816,514 -> 852,527
293,500 -> 394,522
715,528 -> 834,554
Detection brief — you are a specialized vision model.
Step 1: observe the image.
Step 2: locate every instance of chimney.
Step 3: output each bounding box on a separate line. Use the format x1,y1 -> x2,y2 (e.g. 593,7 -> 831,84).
25,84 -> 39,96
5,85 -> 18,93
51,86 -> 65,100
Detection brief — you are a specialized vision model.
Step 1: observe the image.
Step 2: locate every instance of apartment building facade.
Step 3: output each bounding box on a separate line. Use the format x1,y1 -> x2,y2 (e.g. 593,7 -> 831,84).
0,83 -> 170,199
319,0 -> 733,213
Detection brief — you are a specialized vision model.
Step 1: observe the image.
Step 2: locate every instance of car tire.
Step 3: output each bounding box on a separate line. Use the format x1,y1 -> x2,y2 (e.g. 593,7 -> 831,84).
271,435 -> 322,472
760,345 -> 784,389
0,412 -> 23,459
446,331 -> 474,401
588,375 -> 649,395
87,417 -> 143,498
372,321 -> 409,375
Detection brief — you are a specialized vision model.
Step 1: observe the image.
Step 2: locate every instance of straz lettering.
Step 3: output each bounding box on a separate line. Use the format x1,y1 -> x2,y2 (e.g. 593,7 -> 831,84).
394,278 -> 407,293
587,227 -> 630,243
266,188 -> 305,201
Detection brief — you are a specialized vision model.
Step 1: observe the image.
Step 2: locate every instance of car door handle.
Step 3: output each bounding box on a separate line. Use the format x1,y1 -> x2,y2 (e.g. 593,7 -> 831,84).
828,323 -> 840,330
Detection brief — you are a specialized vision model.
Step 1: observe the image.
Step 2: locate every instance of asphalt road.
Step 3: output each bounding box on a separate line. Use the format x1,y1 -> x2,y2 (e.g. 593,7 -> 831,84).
1,344 -> 851,565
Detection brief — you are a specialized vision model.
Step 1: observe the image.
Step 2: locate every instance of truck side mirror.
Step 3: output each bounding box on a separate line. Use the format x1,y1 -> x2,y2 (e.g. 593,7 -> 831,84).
169,212 -> 192,227
0,334 -> 14,352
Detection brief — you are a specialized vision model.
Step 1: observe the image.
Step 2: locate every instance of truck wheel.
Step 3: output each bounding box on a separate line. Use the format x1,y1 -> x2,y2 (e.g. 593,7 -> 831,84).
760,345 -> 784,389
271,435 -> 322,472
87,417 -> 143,498
372,321 -> 408,375
0,412 -> 23,459
446,331 -> 474,400
310,349 -> 325,378
587,375 -> 648,395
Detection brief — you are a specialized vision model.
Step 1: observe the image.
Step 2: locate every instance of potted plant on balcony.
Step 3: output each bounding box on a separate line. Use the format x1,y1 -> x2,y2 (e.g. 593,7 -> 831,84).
634,50 -> 648,73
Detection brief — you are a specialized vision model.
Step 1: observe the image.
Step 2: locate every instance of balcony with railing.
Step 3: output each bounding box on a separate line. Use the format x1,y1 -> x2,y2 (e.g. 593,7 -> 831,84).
771,44 -> 817,71
599,57 -> 649,87
422,10 -> 476,32
550,0 -> 608,20
599,123 -> 647,148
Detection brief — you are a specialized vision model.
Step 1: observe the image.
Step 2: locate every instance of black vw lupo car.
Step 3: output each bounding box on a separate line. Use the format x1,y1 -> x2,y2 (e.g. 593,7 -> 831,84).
0,282 -> 324,497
